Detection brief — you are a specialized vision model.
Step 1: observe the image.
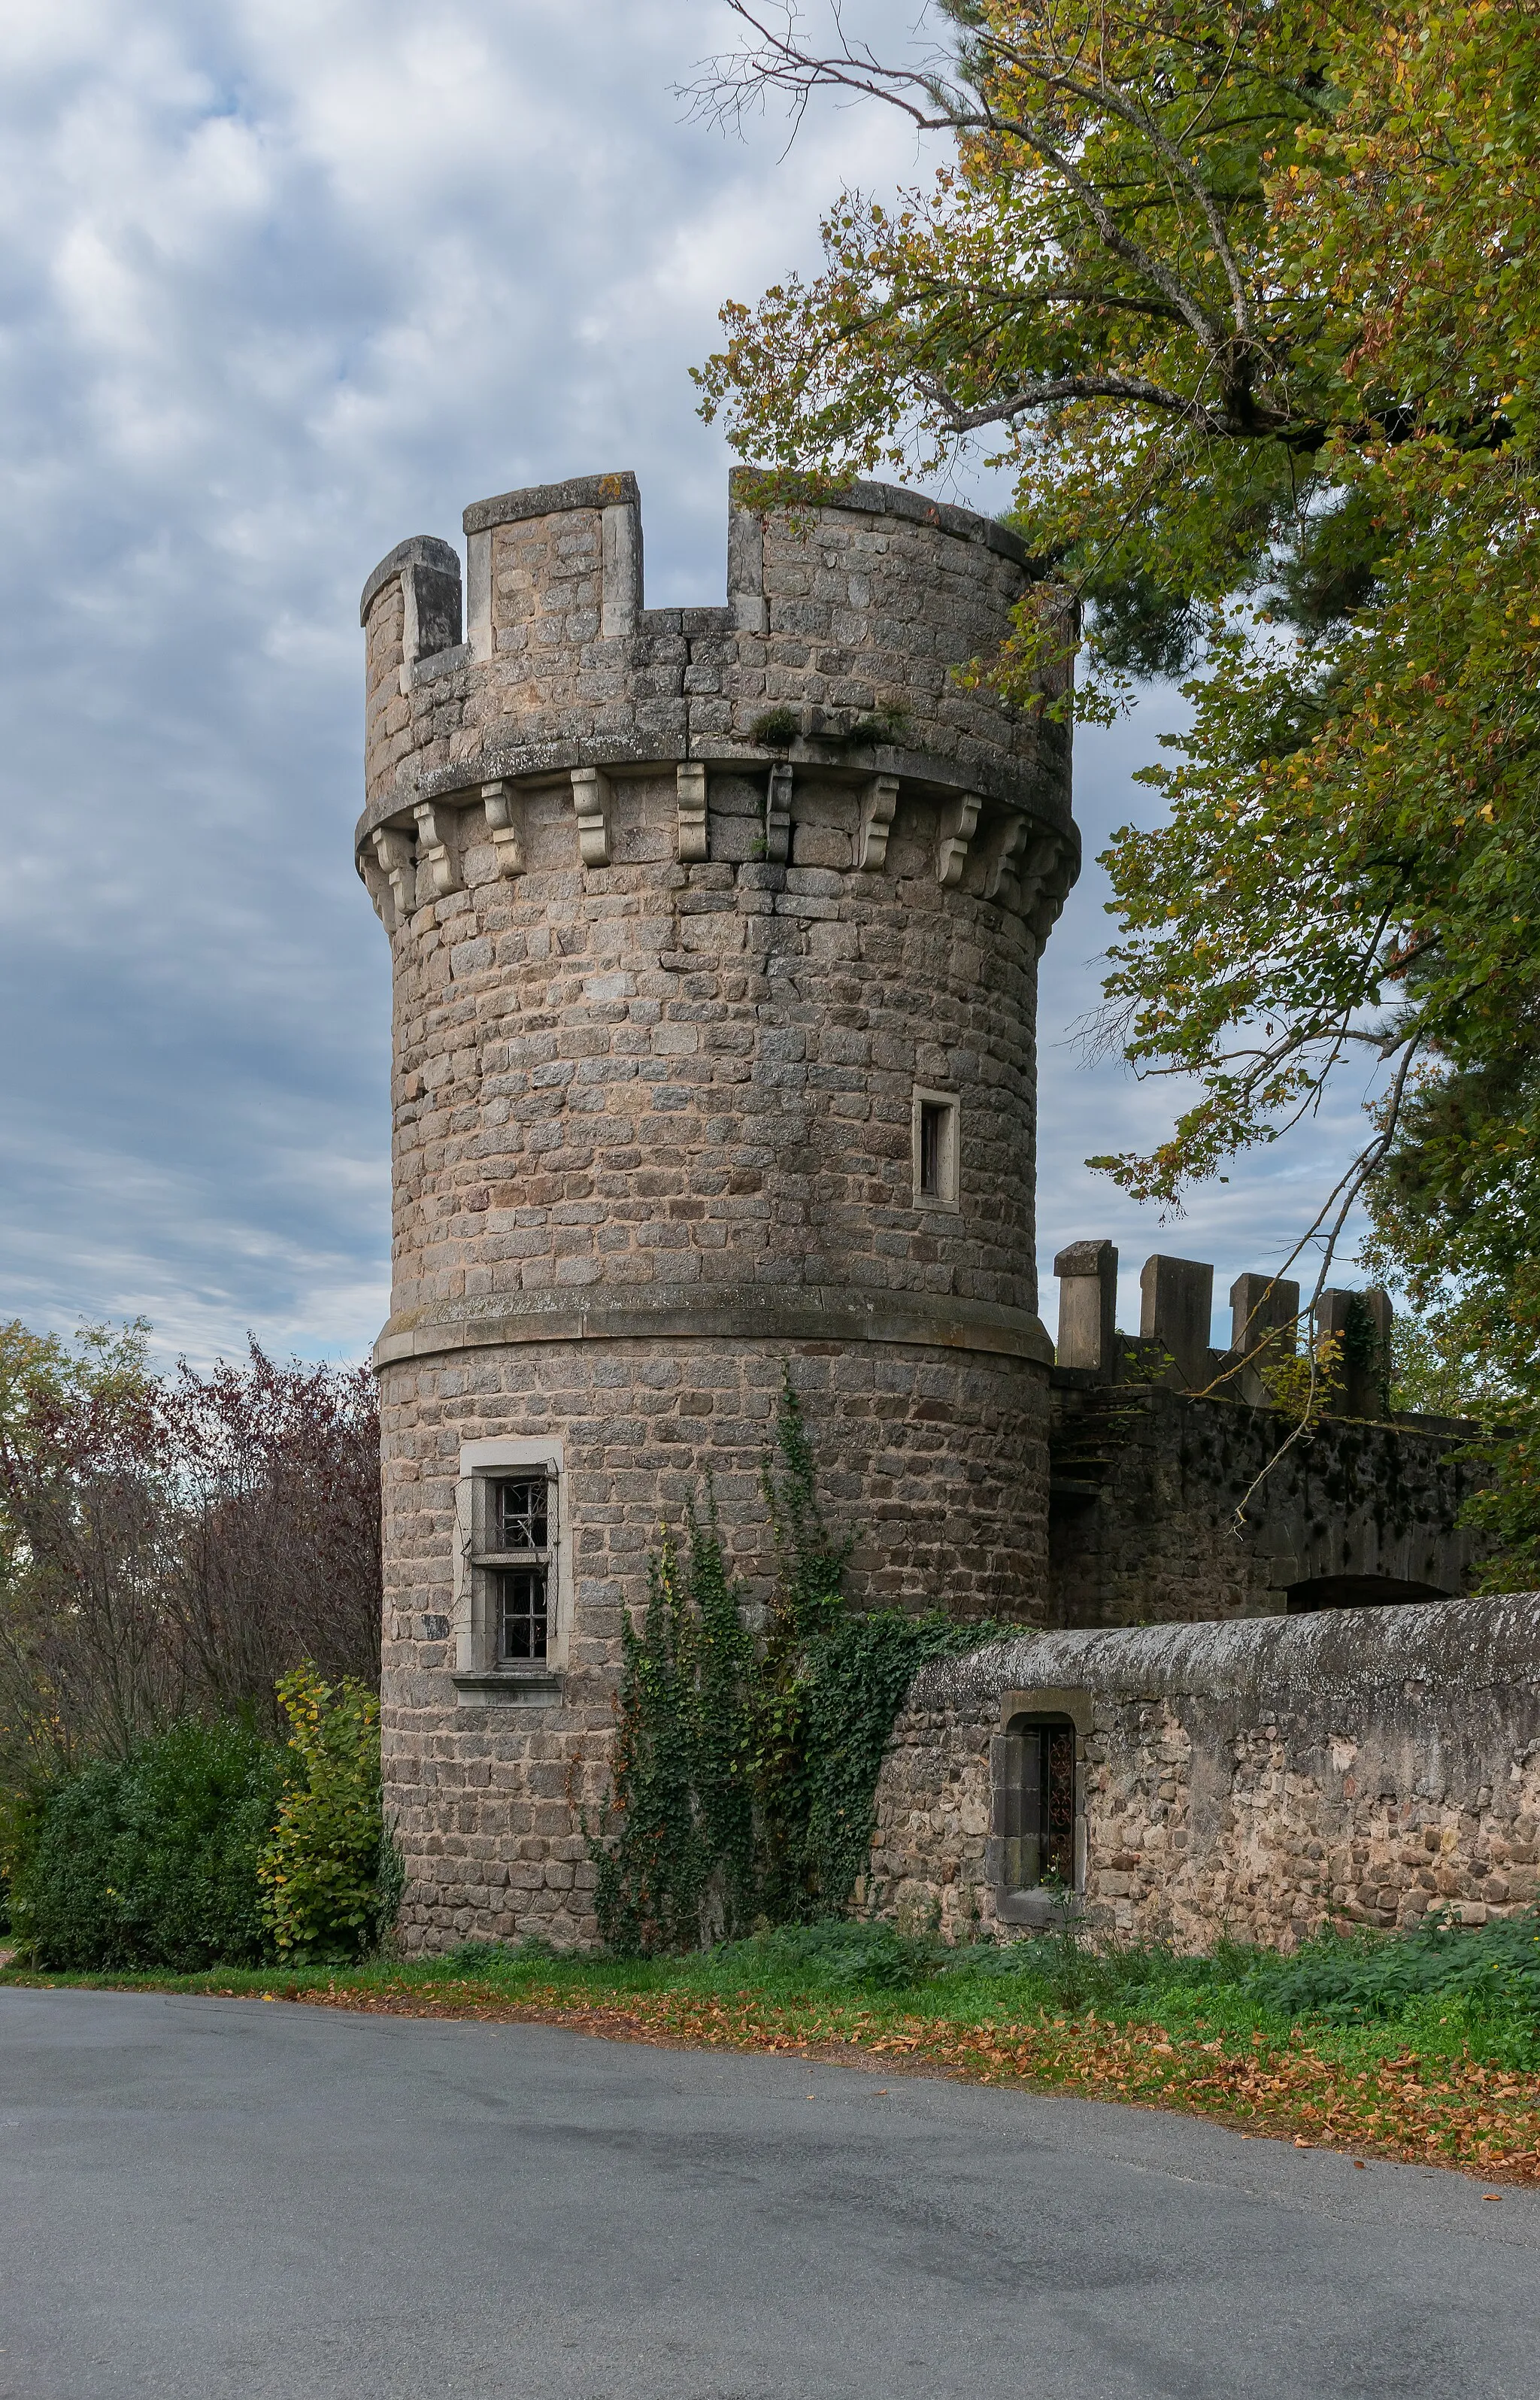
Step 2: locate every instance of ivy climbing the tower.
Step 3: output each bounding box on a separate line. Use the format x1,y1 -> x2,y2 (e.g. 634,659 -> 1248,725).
589,1377 -> 998,1954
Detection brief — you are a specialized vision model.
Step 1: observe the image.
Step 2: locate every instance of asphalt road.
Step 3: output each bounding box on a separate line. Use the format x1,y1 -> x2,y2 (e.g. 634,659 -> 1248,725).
2,1986 -> 1538,2400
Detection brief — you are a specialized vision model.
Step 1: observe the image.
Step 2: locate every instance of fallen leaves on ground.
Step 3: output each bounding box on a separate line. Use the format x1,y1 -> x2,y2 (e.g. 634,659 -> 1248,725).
271,1977 -> 1540,2181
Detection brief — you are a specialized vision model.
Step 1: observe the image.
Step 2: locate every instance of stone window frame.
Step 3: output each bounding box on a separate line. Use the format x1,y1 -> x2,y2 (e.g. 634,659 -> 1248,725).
987,1686 -> 1093,1925
450,1435 -> 569,1707
912,1085 -> 961,1212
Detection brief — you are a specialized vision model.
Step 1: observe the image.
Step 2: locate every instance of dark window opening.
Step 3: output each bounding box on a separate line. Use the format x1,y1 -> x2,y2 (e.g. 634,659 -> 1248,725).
999,1717 -> 1077,1892
472,1468 -> 556,1672
493,1475 -> 547,1552
1285,1573 -> 1450,1614
496,1566 -> 549,1661
919,1103 -> 945,1197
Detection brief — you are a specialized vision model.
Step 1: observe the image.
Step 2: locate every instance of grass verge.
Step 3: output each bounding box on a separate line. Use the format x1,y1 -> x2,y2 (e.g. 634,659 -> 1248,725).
6,1918 -> 1540,2183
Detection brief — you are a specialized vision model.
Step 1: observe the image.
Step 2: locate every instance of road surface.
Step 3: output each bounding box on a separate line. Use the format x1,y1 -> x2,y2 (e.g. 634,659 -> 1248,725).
2,1985 -> 1536,2398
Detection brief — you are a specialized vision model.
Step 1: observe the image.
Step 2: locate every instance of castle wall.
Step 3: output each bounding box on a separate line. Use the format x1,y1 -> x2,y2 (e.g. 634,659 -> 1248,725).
865,1597 -> 1540,1949
1049,1381 -> 1491,1626
358,469 -> 1075,1950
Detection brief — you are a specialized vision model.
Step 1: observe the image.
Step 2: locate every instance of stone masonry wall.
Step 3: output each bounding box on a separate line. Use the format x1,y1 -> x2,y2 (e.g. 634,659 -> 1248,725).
360,471 -> 1071,815
378,769 -> 1044,1332
383,1337 -> 1048,1952
1049,1383 -> 1490,1625
360,469 -> 1074,1952
865,1598 -> 1540,1949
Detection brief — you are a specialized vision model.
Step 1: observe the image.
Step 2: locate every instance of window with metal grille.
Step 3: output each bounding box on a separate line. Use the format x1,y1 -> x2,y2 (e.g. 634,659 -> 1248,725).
998,1716 -> 1077,1892
472,1471 -> 554,1665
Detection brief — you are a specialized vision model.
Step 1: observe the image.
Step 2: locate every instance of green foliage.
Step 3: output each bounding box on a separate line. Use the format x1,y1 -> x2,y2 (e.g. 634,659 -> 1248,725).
257,1663 -> 385,1962
590,1501 -> 756,1955
1226,1910 -> 1540,2034
6,1717 -> 284,1971
703,1907 -> 1540,2056
695,3 -> 1540,1537
591,1379 -> 997,1952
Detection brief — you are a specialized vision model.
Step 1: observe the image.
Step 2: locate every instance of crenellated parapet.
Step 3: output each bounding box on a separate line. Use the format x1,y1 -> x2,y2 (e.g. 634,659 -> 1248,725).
355,469 -> 1077,945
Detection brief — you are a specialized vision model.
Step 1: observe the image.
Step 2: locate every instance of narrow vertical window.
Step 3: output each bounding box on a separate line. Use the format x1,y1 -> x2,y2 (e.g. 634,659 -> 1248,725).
912,1088 -> 959,1209
998,1716 -> 1078,1892
919,1103 -> 944,1197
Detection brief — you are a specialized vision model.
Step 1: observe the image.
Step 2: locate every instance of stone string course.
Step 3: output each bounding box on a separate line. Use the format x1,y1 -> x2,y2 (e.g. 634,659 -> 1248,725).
865,1597 -> 1540,1949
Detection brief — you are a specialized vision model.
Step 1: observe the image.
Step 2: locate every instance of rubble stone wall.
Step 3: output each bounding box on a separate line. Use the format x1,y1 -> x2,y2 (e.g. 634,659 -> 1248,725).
865,1597 -> 1540,1949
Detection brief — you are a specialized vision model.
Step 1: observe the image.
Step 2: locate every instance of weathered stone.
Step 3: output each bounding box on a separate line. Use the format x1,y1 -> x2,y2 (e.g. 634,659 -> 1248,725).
866,1595 -> 1540,1948
359,469 -> 1077,1952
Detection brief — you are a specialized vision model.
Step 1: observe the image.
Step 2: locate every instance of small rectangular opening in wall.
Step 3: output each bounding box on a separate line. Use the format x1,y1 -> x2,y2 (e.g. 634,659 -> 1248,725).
999,1716 -> 1078,1893
914,1088 -> 959,1209
496,1566 -> 548,1661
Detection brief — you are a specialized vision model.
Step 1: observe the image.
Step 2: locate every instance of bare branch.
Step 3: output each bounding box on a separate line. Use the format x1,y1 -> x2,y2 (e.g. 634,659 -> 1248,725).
917,369 -> 1227,435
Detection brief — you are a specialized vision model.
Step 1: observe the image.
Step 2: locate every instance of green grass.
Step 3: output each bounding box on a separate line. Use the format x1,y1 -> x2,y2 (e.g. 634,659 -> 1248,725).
8,1910 -> 1539,2075
11,1913 -> 1540,2175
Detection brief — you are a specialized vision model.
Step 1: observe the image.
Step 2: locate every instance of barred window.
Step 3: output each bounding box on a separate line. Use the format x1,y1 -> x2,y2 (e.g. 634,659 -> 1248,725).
998,1716 -> 1077,1892
473,1472 -> 553,1665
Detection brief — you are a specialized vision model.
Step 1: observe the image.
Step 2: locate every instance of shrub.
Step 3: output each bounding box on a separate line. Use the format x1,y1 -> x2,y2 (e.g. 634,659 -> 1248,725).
8,1718 -> 285,1971
257,1662 -> 386,1961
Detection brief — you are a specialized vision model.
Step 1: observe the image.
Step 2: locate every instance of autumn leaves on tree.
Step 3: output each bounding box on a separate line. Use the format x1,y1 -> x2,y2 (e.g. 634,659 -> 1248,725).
693,1 -> 1540,1538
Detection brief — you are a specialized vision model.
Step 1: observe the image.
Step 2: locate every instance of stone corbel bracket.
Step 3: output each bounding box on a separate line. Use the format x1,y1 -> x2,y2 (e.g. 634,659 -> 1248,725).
571,766 -> 613,867
856,772 -> 900,872
413,799 -> 462,899
371,826 -> 417,930
480,778 -> 523,878
982,809 -> 1032,903
765,762 -> 793,864
1019,834 -> 1076,943
936,790 -> 983,887
676,763 -> 708,863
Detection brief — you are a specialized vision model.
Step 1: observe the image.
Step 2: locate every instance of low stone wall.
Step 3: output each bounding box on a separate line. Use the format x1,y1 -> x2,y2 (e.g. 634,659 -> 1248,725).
864,1595 -> 1540,1950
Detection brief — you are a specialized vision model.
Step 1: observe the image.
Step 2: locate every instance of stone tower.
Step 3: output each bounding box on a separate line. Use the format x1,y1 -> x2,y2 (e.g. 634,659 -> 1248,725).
356,467 -> 1078,1949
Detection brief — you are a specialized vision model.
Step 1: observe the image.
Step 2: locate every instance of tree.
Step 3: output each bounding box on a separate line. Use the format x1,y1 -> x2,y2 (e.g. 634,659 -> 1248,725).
693,2 -> 1540,1473
0,1324 -> 382,1792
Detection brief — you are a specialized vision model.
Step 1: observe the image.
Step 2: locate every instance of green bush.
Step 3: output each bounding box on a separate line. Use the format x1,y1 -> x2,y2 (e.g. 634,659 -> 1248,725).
8,1719 -> 286,1971
257,1661 -> 386,1961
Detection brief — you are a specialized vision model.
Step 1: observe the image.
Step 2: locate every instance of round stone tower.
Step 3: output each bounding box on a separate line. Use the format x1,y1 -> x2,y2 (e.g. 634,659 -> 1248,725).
357,466 -> 1078,1949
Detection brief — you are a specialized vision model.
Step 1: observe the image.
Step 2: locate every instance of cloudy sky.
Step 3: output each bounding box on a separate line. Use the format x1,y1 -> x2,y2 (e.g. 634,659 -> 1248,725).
0,0 -> 1373,1367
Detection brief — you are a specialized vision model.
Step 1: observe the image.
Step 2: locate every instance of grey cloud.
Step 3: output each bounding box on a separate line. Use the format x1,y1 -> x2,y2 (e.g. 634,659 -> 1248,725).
0,0 -> 1371,1364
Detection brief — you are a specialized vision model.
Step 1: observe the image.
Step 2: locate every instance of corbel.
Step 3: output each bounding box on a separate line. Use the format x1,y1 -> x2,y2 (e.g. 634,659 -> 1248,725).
856,772 -> 899,872
371,825 -> 417,927
765,761 -> 793,864
676,763 -> 708,863
480,778 -> 523,879
1024,839 -> 1075,944
571,766 -> 612,867
936,790 -> 983,887
357,850 -> 395,934
413,799 -> 462,897
982,809 -> 1032,903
